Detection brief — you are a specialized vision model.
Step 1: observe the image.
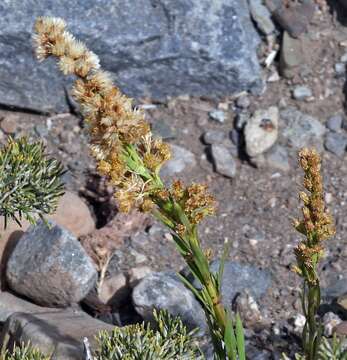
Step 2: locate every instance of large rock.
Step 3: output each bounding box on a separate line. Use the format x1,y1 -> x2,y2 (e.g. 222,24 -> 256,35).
0,0 -> 262,112
132,271 -> 207,334
6,220 -> 97,307
0,292 -> 60,322
0,310 -> 114,360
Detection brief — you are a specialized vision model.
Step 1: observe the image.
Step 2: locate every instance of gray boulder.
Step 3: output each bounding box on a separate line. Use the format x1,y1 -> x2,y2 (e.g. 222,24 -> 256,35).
0,0 -> 262,112
6,220 -> 97,307
132,271 -> 207,334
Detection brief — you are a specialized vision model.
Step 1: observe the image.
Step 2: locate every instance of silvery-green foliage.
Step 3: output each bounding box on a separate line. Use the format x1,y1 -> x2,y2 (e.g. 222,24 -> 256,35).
94,309 -> 204,360
0,137 -> 64,227
1,343 -> 50,360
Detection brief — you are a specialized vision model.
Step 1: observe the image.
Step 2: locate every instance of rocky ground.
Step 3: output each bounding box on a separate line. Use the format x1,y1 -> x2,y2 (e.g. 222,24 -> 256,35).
3,0 -> 347,359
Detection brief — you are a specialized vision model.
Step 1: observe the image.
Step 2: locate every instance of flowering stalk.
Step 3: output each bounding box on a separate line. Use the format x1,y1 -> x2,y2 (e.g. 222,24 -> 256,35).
293,148 -> 335,359
33,17 -> 245,359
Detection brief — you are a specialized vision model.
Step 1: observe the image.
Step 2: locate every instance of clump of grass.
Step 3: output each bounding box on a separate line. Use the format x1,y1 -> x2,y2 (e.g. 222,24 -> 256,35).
33,16 -> 245,359
0,137 -> 65,228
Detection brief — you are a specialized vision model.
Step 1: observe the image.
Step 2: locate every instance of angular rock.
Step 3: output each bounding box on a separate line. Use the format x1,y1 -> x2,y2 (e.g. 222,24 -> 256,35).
0,0 -> 262,112
281,107 -> 326,150
245,106 -> 279,157
161,144 -> 196,177
0,310 -> 114,360
183,260 -> 272,308
209,110 -> 226,123
6,220 -> 97,307
132,271 -> 207,333
210,144 -> 237,178
249,0 -> 275,35
324,132 -> 347,157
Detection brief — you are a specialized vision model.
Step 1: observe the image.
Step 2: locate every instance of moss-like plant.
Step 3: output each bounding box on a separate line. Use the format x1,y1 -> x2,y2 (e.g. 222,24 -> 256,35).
33,16 -> 245,360
0,343 -> 50,360
0,137 -> 65,227
94,309 -> 203,359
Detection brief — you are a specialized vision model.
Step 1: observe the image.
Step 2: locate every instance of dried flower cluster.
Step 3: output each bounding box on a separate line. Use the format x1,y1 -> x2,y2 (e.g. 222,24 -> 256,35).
293,148 -> 335,285
33,16 -> 171,212
293,148 -> 336,360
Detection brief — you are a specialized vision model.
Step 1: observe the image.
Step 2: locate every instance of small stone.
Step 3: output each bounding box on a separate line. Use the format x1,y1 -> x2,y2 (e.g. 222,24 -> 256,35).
210,144 -> 237,178
292,85 -> 312,101
249,0 -> 275,35
341,52 -> 347,63
293,313 -> 306,334
335,63 -> 345,76
132,272 -> 207,333
160,144 -> 196,177
265,145 -> 290,172
202,130 -> 227,145
244,106 -> 279,157
323,312 -> 342,337
325,192 -> 333,204
326,115 -> 343,132
234,291 -> 262,327
209,110 -> 226,123
236,95 -> 251,109
324,132 -> 347,157
267,70 -> 280,82
0,310 -> 113,360
280,32 -> 305,78
6,220 -> 97,307
281,107 -> 326,149
0,114 -> 18,134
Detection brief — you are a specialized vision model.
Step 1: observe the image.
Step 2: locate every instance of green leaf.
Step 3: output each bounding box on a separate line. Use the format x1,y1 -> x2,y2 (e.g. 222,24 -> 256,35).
235,313 -> 246,360
224,311 -> 237,360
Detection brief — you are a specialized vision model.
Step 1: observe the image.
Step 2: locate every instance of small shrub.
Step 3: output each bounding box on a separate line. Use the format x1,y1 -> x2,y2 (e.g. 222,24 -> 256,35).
0,137 -> 65,227
94,309 -> 203,360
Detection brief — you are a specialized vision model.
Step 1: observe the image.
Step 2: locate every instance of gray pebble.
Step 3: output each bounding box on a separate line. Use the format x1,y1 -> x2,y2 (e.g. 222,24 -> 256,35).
335,63 -> 345,76
326,115 -> 343,132
341,52 -> 347,63
292,85 -> 312,101
210,144 -> 237,178
324,132 -> 347,157
209,110 -> 226,123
